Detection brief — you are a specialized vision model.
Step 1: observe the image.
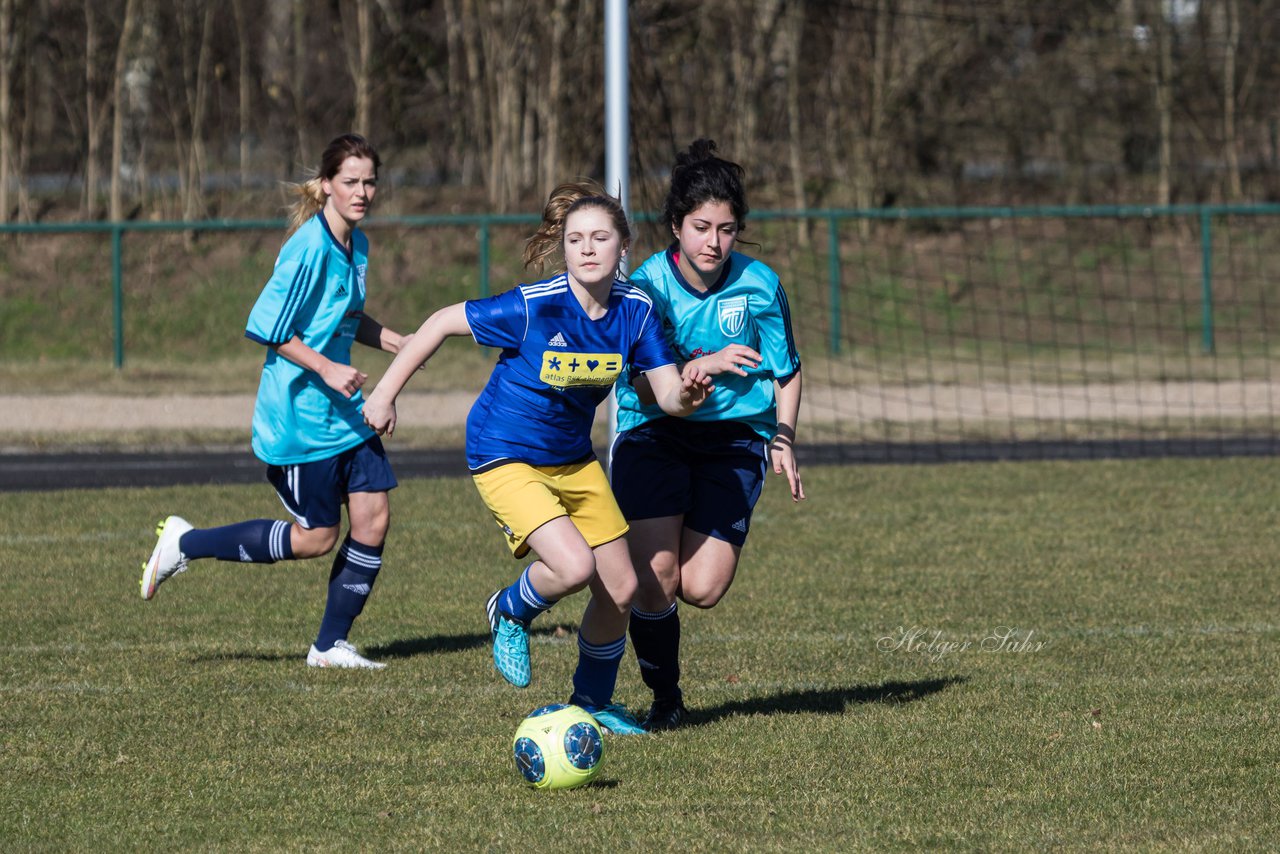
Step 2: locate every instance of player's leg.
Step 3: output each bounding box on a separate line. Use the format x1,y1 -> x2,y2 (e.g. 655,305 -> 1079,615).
476,463 -> 595,688
624,515 -> 688,728
307,438 -> 397,669
610,421 -> 693,728
139,459 -> 341,601
548,463 -> 646,734
568,536 -> 646,735
307,490 -> 390,669
674,531 -> 743,608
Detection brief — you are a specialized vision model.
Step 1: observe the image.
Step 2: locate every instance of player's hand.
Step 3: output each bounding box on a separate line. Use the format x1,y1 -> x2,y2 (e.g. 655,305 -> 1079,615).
320,362 -> 368,399
691,345 -> 761,377
769,438 -> 805,502
362,391 -> 397,437
679,364 -> 715,410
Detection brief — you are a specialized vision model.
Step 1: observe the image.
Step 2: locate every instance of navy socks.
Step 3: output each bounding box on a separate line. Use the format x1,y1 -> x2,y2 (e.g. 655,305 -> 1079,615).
314,537 -> 383,651
179,519 -> 293,563
629,602 -> 682,703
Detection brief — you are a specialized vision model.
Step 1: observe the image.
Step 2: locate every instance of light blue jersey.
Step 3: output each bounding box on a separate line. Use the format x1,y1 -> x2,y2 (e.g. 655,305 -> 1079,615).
464,274 -> 674,471
244,213 -> 374,465
614,247 -> 801,441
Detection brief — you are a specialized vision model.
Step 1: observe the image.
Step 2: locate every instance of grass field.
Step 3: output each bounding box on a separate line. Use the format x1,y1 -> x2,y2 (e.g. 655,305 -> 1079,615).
2,458 -> 1277,850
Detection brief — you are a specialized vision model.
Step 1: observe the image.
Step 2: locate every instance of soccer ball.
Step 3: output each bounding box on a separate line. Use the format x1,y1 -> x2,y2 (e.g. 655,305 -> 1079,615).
512,703 -> 604,790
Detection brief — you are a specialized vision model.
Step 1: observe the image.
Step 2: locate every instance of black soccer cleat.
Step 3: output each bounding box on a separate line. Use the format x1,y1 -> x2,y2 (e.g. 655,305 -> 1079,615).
641,698 -> 689,732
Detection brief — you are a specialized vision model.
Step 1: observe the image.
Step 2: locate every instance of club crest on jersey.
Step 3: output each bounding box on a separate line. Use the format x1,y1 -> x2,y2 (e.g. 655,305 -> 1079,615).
718,295 -> 748,337
541,351 -> 622,389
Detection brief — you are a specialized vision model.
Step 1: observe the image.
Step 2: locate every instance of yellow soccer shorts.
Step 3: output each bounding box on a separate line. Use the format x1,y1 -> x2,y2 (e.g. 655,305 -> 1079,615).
471,459 -> 629,559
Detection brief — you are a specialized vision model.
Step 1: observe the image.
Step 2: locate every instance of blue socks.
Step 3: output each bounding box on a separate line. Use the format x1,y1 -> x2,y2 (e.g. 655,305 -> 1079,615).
179,520 -> 293,563
569,634 -> 627,709
314,537 -> 383,651
629,602 -> 682,703
497,564 -> 553,624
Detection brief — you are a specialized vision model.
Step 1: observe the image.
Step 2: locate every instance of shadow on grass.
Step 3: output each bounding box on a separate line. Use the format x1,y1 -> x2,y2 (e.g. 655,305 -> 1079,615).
190,622 -> 582,663
688,676 -> 966,727
366,622 -> 583,661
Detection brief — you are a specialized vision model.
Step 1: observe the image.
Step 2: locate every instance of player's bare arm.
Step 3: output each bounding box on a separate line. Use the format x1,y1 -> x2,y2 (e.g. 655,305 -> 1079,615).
771,369 -> 805,502
646,363 -> 714,417
274,336 -> 367,399
362,302 -> 472,436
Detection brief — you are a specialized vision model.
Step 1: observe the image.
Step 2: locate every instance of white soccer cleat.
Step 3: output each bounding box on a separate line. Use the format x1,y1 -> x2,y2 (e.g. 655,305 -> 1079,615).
140,515 -> 194,600
306,639 -> 387,670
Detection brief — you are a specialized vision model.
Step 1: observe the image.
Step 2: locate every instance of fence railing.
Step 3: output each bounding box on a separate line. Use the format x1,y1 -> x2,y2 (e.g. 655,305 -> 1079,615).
4,203 -> 1280,368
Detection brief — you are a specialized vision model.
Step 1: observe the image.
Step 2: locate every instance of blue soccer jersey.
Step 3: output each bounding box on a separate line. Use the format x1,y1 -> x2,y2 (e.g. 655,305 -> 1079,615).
244,213 -> 375,465
614,247 -> 801,440
463,273 -> 675,471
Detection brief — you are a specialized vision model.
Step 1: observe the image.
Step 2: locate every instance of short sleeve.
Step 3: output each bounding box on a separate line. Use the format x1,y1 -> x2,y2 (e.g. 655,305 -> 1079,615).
464,288 -> 528,350
756,282 -> 801,380
632,302 -> 677,373
245,243 -> 324,346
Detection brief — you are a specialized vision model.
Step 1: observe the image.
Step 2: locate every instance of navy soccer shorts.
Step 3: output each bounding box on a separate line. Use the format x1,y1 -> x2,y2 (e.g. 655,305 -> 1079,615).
266,436 -> 398,530
610,416 -> 767,547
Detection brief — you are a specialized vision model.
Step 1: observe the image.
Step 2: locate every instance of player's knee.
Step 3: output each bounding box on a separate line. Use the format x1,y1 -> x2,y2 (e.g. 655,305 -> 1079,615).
351,514 -> 389,548
679,578 -> 729,609
609,573 -> 639,612
291,524 -> 340,558
553,550 -> 597,592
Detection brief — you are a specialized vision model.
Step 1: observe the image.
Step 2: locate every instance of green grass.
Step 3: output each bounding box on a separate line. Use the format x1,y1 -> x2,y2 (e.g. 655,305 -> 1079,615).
1,458 -> 1277,849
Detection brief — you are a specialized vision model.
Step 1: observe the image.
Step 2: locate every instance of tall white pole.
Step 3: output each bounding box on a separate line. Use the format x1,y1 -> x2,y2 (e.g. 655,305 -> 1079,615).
605,0 -> 628,463
605,0 -> 629,217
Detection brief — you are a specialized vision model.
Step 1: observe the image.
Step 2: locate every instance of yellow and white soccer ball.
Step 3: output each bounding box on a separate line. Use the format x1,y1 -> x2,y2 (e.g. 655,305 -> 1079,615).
512,703 -> 604,790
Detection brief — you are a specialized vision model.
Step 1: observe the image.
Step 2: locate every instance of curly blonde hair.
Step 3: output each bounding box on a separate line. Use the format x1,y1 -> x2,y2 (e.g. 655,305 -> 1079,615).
522,180 -> 631,273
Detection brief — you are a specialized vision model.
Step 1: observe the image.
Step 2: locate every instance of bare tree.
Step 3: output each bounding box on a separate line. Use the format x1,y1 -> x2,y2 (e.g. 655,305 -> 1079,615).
231,0 -> 251,189
730,0 -> 783,164
1153,0 -> 1174,205
83,0 -> 109,216
341,0 -> 372,136
291,0 -> 307,163
0,0 -> 13,222
108,0 -> 140,221
780,0 -> 808,245
536,0 -> 570,196
1222,0 -> 1241,201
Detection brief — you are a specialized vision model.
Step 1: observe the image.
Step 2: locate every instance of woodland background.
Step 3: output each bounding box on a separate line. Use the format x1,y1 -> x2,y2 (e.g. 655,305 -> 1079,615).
2,0 -> 1280,225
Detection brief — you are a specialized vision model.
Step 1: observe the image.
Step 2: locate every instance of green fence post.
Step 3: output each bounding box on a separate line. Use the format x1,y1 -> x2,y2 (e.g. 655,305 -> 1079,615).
1200,207 -> 1215,355
828,215 -> 842,355
112,224 -> 125,369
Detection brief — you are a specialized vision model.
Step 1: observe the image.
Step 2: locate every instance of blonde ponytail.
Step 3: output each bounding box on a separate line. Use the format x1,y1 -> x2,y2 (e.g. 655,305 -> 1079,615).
285,177 -> 327,237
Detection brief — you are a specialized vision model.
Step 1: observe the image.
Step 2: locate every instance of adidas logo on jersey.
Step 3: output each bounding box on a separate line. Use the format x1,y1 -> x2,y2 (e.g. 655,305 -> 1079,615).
547,331 -> 568,347
731,518 -> 748,533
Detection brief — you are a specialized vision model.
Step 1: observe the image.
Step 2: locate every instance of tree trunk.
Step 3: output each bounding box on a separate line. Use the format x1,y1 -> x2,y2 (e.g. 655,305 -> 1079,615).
1154,1 -> 1173,205
538,0 -> 570,196
291,0 -> 307,166
232,0 -> 251,188
109,0 -> 140,222
0,0 -> 12,223
1222,0 -> 1241,201
179,1 -> 214,227
342,0 -> 372,135
262,0 -> 291,175
84,1 -> 103,216
781,0 -> 808,246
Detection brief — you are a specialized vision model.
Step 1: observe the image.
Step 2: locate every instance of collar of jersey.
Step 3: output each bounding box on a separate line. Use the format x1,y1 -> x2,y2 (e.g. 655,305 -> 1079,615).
665,244 -> 733,299
315,212 -> 355,262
